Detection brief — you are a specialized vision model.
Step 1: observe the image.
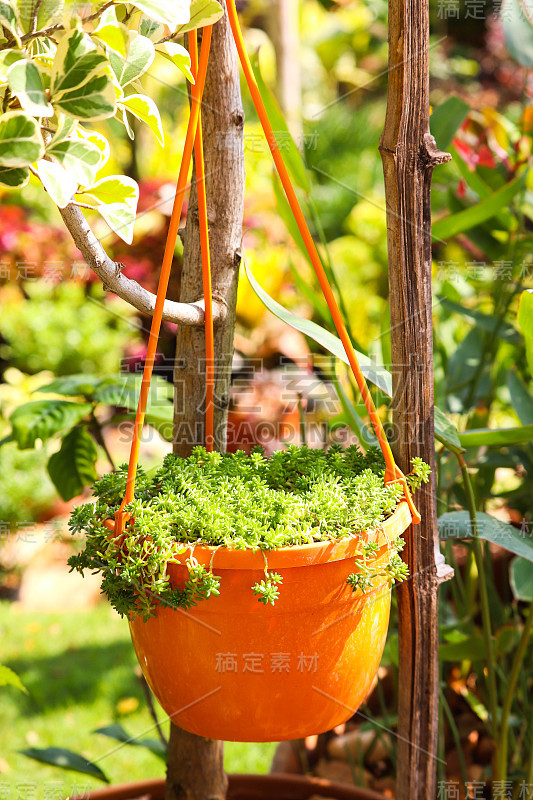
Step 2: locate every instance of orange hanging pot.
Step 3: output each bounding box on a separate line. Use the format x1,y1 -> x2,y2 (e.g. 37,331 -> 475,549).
129,501 -> 411,742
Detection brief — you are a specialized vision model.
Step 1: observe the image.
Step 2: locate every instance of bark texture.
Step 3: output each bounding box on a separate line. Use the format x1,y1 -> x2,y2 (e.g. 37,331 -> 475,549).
165,3 -> 245,799
378,0 -> 453,797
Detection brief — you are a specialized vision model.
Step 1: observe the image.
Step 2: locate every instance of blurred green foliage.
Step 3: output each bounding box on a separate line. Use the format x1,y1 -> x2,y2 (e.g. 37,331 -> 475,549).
0,283 -> 140,376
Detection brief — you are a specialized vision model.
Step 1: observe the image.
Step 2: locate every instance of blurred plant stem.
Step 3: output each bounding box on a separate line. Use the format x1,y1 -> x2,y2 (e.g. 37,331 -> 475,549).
496,600 -> 533,781
457,454 -> 499,742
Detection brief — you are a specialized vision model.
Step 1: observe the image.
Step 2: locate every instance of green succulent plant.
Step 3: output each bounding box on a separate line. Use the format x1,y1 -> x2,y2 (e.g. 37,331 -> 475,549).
68,444 -> 429,620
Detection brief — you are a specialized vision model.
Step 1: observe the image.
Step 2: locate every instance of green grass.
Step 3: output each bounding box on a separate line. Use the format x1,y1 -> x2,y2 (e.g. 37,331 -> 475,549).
0,602 -> 277,794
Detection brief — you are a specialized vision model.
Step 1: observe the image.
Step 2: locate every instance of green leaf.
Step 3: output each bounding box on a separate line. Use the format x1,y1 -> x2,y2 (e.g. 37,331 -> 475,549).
459,425 -> 533,447
244,260 -> 393,397
440,296 -> 519,342
77,175 -> 139,244
434,405 -> 464,454
507,370 -> 533,425
37,158 -> 78,207
51,29 -> 116,120
94,373 -> 173,407
7,60 -> 53,117
510,557 -> 533,601
432,171 -> 527,240
46,137 -> 102,188
21,747 -> 109,783
273,175 -> 312,266
0,664 -> 28,693
249,52 -> 310,193
108,33 -> 155,87
156,41 -> 193,81
439,511 -> 533,561
10,400 -> 92,449
518,290 -> 533,376
94,724 -> 167,760
0,165 -> 29,187
502,0 -> 533,67
171,0 -> 223,35
0,111 -> 44,167
47,425 -> 98,501
439,635 -> 486,662
115,0 -> 190,27
19,0 -> 62,33
0,0 -> 21,45
119,94 -> 164,146
38,374 -> 115,398
430,95 -> 469,151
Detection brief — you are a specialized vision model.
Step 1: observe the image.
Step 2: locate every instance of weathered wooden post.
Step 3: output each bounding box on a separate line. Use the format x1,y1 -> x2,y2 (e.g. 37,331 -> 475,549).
379,0 -> 453,797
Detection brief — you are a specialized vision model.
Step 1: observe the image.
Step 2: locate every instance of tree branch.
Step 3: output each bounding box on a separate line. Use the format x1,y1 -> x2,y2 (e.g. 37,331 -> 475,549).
59,203 -> 225,326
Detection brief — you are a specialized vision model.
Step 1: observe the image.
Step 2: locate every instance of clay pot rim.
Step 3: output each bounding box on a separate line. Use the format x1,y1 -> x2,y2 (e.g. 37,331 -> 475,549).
167,502 -> 411,571
69,773 -> 386,800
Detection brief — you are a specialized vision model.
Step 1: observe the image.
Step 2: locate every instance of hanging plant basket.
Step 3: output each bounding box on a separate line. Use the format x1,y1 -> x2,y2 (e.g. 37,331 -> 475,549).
130,501 -> 411,742
68,3 -> 424,746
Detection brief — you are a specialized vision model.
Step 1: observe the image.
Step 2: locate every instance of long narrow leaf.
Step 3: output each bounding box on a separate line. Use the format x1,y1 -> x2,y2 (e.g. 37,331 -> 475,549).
244,261 -> 393,397
432,172 -> 526,240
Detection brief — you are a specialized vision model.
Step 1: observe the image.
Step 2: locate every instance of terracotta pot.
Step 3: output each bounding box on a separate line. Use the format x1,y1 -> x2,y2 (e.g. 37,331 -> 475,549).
71,774 -> 386,800
130,502 -> 411,742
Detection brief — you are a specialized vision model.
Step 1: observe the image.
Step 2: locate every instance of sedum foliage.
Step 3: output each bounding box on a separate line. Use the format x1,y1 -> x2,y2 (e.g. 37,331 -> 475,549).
0,0 -> 222,242
69,444 -> 430,619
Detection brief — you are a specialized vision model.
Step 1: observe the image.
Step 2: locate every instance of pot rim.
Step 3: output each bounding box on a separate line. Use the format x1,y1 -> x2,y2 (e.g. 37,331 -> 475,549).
167,501 -> 411,571
68,773 -> 386,800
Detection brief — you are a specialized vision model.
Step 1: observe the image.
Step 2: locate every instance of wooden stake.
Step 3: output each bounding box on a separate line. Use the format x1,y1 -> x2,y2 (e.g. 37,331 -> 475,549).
378,0 -> 453,796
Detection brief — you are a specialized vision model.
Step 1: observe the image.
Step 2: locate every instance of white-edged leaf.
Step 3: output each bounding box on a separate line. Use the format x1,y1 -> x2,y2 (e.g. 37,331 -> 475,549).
0,111 -> 44,167
115,0 -> 191,28
52,29 -> 103,94
0,0 -> 21,45
78,174 -> 139,244
51,29 -> 116,120
118,93 -> 163,145
172,0 -> 223,36
76,127 -> 110,170
156,41 -> 193,81
97,202 -> 137,244
0,165 -> 29,187
108,33 -> 155,88
37,158 -> 78,207
93,7 -> 128,57
47,137 -> 102,188
0,49 -> 25,82
80,174 -> 139,208
50,115 -> 78,144
8,59 -> 53,117
53,71 -> 116,120
19,0 -> 62,34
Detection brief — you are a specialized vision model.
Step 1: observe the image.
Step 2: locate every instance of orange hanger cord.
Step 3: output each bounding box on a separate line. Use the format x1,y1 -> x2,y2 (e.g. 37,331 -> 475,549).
189,30 -> 215,452
226,0 -> 419,523
113,27 -> 213,534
